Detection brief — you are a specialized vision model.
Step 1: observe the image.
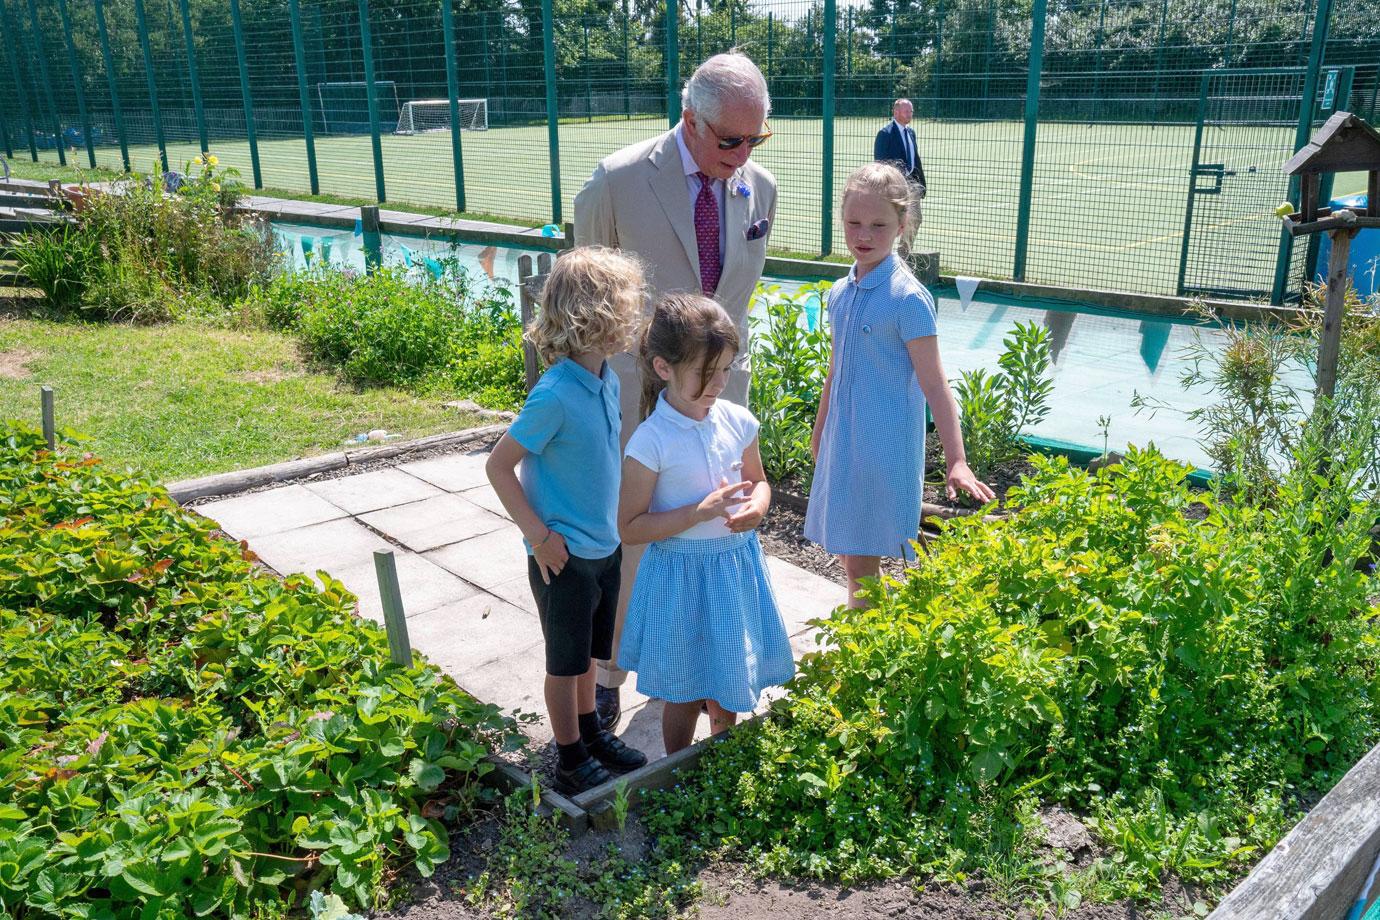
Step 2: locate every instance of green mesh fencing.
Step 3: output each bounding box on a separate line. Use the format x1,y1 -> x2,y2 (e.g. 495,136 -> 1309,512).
1,0 -> 1377,303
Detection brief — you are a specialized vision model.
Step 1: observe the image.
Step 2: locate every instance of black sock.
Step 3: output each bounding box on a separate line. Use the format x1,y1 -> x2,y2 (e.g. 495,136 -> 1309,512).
556,738 -> 589,770
578,710 -> 602,744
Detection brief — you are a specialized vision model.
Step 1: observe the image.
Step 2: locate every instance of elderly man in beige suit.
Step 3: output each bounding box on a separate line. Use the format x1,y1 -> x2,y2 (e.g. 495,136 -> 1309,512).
573,51 -> 777,728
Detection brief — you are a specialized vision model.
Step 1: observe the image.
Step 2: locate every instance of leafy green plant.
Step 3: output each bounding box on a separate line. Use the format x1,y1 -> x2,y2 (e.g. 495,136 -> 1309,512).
10,223 -> 101,313
0,421 -> 521,916
749,283 -> 832,486
251,263 -> 527,409
642,439 -> 1380,907
953,320 -> 1053,478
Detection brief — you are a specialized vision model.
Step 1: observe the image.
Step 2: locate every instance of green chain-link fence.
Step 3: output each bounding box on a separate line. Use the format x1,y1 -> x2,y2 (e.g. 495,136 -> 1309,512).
2,0 -> 1377,302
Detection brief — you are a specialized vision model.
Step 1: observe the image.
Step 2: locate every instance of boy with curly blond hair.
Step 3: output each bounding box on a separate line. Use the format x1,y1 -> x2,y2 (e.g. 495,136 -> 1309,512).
485,246 -> 650,792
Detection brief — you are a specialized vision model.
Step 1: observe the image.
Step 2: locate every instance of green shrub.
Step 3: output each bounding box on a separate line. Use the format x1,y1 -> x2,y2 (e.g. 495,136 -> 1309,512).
256,265 -> 527,409
953,320 -> 1053,479
60,157 -> 276,322
749,284 -> 831,486
646,444 -> 1380,903
0,422 -> 520,917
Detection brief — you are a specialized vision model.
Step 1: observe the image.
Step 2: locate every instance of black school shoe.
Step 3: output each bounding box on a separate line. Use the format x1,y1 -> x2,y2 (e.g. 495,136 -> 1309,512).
556,756 -> 613,795
595,684 -> 621,731
586,730 -> 647,774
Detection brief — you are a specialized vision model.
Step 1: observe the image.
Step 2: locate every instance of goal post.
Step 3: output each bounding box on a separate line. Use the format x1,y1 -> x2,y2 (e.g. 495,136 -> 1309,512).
395,98 -> 489,134
315,80 -> 400,134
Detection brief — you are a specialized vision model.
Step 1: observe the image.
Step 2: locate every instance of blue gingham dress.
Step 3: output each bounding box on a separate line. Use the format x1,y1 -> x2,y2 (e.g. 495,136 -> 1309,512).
617,398 -> 795,712
805,254 -> 938,559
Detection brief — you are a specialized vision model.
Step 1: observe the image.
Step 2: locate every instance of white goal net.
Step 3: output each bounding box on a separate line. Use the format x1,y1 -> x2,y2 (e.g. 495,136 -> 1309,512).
395,99 -> 488,134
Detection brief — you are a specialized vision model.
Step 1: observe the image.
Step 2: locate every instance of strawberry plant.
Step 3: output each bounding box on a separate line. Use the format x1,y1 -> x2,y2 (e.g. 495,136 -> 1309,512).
0,422 -> 521,917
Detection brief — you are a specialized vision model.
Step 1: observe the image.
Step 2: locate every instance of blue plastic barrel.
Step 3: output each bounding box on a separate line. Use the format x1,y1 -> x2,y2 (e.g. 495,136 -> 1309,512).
1315,194 -> 1379,299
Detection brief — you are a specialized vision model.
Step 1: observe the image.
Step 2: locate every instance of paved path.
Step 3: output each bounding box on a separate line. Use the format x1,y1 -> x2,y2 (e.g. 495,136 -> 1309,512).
197,446 -> 845,761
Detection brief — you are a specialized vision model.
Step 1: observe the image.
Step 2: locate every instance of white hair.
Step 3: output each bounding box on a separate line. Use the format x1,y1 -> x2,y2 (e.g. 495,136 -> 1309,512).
893,98 -> 913,110
681,52 -> 771,128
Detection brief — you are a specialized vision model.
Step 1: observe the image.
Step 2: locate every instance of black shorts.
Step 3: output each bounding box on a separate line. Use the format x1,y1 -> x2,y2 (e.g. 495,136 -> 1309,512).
528,547 -> 622,677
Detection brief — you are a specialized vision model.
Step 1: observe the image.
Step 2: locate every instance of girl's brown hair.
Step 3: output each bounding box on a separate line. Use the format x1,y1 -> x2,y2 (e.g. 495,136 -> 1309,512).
841,161 -> 920,257
638,293 -> 740,419
526,246 -> 647,366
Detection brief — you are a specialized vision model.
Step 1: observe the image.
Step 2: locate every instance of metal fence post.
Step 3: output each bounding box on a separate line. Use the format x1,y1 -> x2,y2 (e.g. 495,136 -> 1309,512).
667,0 -> 680,125
766,12 -> 773,83
932,0 -> 944,119
821,0 -> 836,256
440,0 -> 466,213
357,0 -> 386,202
623,2 -> 630,119
542,0 -> 562,223
1223,0 -> 1237,65
24,0 -> 67,167
93,0 -> 129,172
373,551 -> 414,668
0,104 -> 10,160
56,0 -> 96,168
584,18 -> 592,123
132,0 -> 169,173
288,0 -> 320,195
1012,0 -> 1048,282
228,0 -> 261,188
0,1 -> 38,163
1272,0 -> 1335,304
177,0 -> 209,154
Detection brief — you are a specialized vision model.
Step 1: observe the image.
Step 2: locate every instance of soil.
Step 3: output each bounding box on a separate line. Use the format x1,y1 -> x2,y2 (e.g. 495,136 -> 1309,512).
0,346 -> 37,380
373,805 -> 1207,920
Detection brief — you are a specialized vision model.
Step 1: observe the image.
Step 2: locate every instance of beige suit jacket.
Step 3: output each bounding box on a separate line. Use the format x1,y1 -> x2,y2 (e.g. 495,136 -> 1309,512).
573,127 -> 777,413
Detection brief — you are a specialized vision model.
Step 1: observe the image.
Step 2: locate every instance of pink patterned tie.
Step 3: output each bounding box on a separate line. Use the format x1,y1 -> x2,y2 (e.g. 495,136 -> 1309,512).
694,172 -> 721,296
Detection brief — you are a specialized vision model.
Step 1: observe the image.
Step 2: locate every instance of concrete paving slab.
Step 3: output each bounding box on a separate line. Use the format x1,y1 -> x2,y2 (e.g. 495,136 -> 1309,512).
305,468 -> 443,515
459,483 -> 511,519
452,642 -> 550,731
333,552 -> 481,621
489,574 -> 538,614
408,591 -> 545,681
767,555 -> 845,635
398,451 -> 492,493
249,518 -> 393,578
197,484 -> 346,540
359,493 -> 507,552
425,525 -> 529,591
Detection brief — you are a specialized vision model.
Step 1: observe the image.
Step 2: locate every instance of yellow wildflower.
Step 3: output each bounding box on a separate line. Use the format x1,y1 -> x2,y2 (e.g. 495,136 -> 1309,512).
208,155 -> 219,166
193,155 -> 203,166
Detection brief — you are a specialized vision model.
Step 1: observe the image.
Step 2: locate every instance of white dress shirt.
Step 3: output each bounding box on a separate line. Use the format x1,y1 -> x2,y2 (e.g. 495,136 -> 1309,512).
675,123 -> 726,261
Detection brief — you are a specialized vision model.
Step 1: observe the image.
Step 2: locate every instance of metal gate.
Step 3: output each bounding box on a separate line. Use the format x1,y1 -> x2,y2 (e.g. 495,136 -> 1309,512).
1177,66 -> 1354,301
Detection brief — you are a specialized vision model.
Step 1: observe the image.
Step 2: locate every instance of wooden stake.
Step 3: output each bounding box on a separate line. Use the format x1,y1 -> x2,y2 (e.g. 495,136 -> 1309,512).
373,550 -> 414,668
1315,227 -> 1355,401
360,205 -> 382,274
517,254 -> 540,392
40,385 -> 54,450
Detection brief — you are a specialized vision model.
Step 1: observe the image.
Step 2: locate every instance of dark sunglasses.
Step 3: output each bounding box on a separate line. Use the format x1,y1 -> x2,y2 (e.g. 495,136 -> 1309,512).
705,120 -> 773,151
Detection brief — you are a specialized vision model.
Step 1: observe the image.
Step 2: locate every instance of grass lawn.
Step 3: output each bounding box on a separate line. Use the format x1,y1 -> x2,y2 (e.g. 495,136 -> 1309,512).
0,316 -> 484,482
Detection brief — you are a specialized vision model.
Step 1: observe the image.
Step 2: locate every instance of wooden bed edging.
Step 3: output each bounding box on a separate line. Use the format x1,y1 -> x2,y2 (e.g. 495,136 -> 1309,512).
1208,740 -> 1380,919
480,755 -> 589,836
165,424 -> 509,504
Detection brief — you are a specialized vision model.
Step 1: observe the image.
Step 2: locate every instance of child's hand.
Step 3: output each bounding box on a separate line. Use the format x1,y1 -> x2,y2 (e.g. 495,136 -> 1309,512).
946,461 -> 996,503
531,528 -> 569,584
697,478 -> 751,523
725,495 -> 767,532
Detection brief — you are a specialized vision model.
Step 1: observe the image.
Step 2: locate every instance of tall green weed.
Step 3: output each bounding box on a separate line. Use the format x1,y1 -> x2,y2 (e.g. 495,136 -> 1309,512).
646,440 -> 1380,904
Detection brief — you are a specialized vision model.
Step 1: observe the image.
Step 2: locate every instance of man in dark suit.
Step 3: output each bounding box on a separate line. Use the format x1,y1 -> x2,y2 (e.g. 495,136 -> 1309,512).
874,98 -> 926,195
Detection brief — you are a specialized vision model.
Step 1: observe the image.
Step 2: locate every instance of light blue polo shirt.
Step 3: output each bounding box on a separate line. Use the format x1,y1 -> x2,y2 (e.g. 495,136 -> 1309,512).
509,358 -> 622,559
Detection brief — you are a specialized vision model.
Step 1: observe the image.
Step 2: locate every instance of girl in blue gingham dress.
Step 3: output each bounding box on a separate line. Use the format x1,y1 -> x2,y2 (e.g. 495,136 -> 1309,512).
806,162 -> 994,608
617,293 -> 795,754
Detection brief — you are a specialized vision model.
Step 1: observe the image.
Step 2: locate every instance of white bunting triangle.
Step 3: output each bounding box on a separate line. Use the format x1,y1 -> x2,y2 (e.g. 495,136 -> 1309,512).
956,276 -> 981,311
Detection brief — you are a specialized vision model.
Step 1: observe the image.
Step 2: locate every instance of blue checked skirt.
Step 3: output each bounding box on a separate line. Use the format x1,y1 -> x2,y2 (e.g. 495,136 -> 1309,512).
617,531 -> 796,713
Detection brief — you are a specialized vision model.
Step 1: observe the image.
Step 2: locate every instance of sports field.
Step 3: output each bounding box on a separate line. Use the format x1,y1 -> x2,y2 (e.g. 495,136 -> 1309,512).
34,114 -> 1366,297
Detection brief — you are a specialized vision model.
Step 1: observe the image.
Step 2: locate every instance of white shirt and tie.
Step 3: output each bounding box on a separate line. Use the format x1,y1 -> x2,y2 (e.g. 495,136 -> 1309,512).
894,119 -> 916,173
675,123 -> 726,261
